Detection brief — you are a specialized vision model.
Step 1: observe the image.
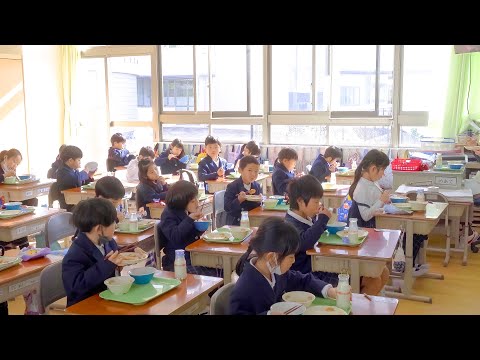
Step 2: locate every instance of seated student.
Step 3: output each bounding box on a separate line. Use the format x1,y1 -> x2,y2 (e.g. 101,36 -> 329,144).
154,138 -> 187,175
160,180 -> 221,277
62,198 -> 123,307
197,135 -> 232,184
272,147 -> 299,196
309,146 -> 342,183
47,144 -> 67,179
224,156 -> 262,226
126,146 -> 154,183
56,145 -> 95,212
234,140 -> 261,170
230,217 -> 337,315
107,132 -> 136,170
136,158 -> 168,218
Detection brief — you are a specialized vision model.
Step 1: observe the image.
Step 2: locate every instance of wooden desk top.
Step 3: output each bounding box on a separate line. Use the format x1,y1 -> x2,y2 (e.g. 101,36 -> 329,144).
146,194 -> 213,209
0,179 -> 54,190
114,226 -> 155,247
0,207 -> 64,229
306,228 -> 400,261
205,173 -> 270,184
322,186 -> 349,198
248,207 -> 287,219
351,293 -> 398,315
61,181 -> 137,195
65,271 -> 223,315
0,249 -> 62,286
375,202 -> 448,222
186,228 -> 258,256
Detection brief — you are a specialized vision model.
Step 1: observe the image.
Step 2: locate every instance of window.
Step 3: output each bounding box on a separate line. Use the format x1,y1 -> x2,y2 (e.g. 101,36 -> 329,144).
270,125 -> 327,145
329,126 -> 391,146
137,76 -> 151,107
162,124 -> 209,142
196,45 -> 209,112
211,125 -> 262,143
110,127 -> 154,153
340,86 -> 360,106
163,77 -> 193,111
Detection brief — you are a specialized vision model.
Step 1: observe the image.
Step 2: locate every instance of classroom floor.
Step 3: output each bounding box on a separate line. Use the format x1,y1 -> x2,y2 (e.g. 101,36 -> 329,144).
7,235 -> 480,315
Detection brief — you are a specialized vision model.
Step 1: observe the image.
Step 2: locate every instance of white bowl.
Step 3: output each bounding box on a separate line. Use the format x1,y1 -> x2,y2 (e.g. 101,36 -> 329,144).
263,199 -> 279,209
409,200 -> 428,211
282,291 -> 315,307
85,161 -> 98,172
104,276 -> 134,295
303,305 -> 347,315
269,301 -> 306,315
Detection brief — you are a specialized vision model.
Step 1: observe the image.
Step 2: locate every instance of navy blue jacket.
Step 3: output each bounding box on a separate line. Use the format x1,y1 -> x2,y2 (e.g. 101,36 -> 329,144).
159,207 -> 204,270
62,232 -> 118,307
136,181 -> 168,218
56,164 -> 94,210
310,154 -> 330,183
108,147 -> 135,167
224,178 -> 262,225
285,212 -> 329,273
154,150 -> 186,175
272,163 -> 295,196
197,155 -> 232,182
230,259 -> 329,315
47,157 -> 63,179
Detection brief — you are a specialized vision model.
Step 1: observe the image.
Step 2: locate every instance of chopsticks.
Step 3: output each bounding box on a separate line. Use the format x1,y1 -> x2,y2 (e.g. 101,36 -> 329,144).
283,303 -> 303,315
374,182 -> 384,193
363,293 -> 372,301
118,243 -> 138,253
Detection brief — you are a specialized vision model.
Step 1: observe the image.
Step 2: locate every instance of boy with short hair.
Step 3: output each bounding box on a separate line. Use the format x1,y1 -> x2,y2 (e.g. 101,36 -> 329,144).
197,135 -> 232,185
310,146 -> 342,183
107,133 -> 136,171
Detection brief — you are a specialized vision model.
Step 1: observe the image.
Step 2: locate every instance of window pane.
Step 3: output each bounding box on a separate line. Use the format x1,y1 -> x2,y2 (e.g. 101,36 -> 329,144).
272,45 -> 312,111
110,127 -> 154,154
379,45 -> 394,116
162,45 -> 194,111
211,125 -> 262,143
270,125 -> 327,145
162,124 -> 209,142
399,126 -> 442,147
211,45 -> 247,112
315,45 -> 329,111
249,45 -> 264,116
329,126 -> 391,146
107,55 -> 152,121
196,45 -> 209,111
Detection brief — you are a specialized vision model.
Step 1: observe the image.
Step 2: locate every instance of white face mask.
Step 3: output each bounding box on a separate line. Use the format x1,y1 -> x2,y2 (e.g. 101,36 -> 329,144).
266,255 -> 282,276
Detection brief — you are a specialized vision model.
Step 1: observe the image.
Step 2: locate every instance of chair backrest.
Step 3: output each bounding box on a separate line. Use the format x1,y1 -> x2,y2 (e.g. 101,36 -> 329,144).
45,212 -> 76,248
209,283 -> 235,315
106,159 -> 117,172
179,169 -> 198,186
306,164 -> 312,173
39,262 -> 65,314
405,191 -> 449,204
48,181 -> 61,208
213,190 -> 227,229
154,221 -> 167,269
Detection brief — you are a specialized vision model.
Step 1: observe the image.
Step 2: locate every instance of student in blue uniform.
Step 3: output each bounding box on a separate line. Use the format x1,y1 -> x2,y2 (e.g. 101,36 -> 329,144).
47,144 -> 67,179
159,180 -> 221,277
107,133 -> 135,170
230,217 -> 337,315
224,156 -> 262,226
62,198 -> 123,307
197,135 -> 232,184
309,146 -> 342,183
234,140 -> 261,170
56,145 -> 95,212
272,147 -> 299,196
154,138 -> 187,175
136,158 -> 168,218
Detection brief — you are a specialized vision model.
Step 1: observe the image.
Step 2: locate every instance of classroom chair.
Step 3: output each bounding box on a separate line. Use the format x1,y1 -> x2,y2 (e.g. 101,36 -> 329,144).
212,190 -> 227,230
48,182 -> 61,208
209,283 -> 235,315
179,169 -> 198,186
39,262 -> 66,315
45,212 -> 76,249
154,221 -> 167,270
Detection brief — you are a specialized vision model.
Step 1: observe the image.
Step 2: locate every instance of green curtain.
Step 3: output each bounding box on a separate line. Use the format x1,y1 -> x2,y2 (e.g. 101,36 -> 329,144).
61,45 -> 80,143
442,49 -> 480,137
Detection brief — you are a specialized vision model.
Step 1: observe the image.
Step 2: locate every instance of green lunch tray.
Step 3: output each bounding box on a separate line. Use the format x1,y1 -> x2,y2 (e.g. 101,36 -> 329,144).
433,165 -> 464,172
81,184 -> 95,190
99,276 -> 182,305
312,297 -> 352,315
203,226 -> 253,243
115,221 -> 155,234
226,173 -> 241,179
0,207 -> 36,220
264,203 -> 289,211
318,231 -> 367,247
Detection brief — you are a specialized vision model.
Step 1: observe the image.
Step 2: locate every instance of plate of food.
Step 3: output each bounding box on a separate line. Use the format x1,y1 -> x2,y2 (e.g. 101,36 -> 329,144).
303,305 -> 348,315
117,248 -> 148,266
0,256 -> 22,272
203,232 -> 236,243
245,194 -> 263,202
336,229 -> 369,239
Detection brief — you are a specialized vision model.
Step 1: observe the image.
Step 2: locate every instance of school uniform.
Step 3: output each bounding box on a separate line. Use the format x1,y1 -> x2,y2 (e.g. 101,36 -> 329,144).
272,163 -> 295,196
56,164 -> 94,211
197,155 -> 232,183
154,150 -> 186,175
285,210 -> 339,285
126,157 -> 140,183
108,147 -> 135,168
309,154 -> 330,183
47,157 -> 63,179
62,232 -> 119,307
136,181 -> 168,218
224,178 -> 262,226
229,258 -> 332,315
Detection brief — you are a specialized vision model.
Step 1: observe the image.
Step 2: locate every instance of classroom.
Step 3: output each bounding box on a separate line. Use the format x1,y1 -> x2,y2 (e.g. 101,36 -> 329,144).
0,45 -> 479,315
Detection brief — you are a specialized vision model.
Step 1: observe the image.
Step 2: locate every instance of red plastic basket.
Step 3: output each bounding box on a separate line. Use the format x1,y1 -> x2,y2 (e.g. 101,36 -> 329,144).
391,158 -> 422,171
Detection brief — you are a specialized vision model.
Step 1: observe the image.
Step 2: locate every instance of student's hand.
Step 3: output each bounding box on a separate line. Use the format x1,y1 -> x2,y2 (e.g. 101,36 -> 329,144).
4,170 -> 15,177
168,154 -> 177,160
295,172 -> 304,178
238,191 -> 247,203
217,168 -> 225,176
380,190 -> 391,204
138,207 -> 147,217
327,287 -> 337,299
105,250 -> 123,266
117,211 -> 125,222
318,206 -> 332,219
158,176 -> 166,185
189,211 -> 204,220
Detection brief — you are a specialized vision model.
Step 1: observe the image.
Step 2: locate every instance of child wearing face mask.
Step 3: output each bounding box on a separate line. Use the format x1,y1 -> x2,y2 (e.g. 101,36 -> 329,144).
230,217 -> 337,315
62,198 -> 124,307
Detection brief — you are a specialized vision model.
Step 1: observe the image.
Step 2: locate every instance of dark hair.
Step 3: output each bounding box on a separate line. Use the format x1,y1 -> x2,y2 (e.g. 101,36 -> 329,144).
240,143 -> 246,153
235,217 -> 299,276
153,143 -> 161,154
204,135 -> 221,147
111,133 -> 126,145
72,197 -> 117,233
274,148 -> 298,166
349,149 -> 390,198
58,144 -> 67,154
238,155 -> 260,170
324,146 -> 342,161
287,175 -> 324,211
169,138 -> 185,158
139,146 -> 155,158
138,158 -> 155,183
244,141 -> 261,157
165,180 -> 198,211
0,148 -> 22,162
60,145 -> 83,163
95,176 -> 125,200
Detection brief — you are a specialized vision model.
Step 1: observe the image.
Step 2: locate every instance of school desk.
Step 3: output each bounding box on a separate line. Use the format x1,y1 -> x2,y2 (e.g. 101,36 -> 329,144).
307,228 -> 400,294
322,185 -> 350,210
186,228 -> 257,284
114,224 -> 156,253
205,173 -> 270,195
0,207 -> 64,242
335,173 -> 355,185
350,293 -> 399,315
375,202 -> 448,303
0,179 -> 55,203
65,270 -> 223,315
248,207 -> 286,227
61,183 -> 136,205
146,195 -> 214,220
